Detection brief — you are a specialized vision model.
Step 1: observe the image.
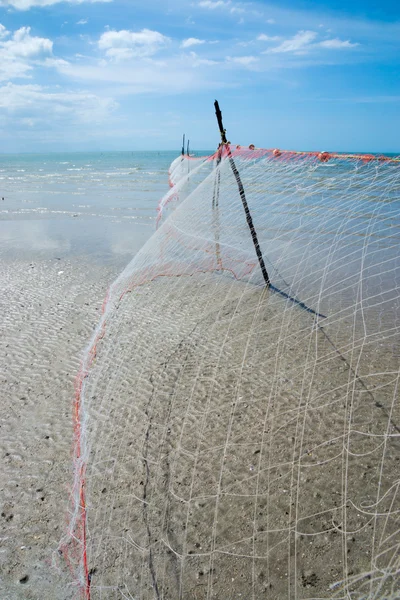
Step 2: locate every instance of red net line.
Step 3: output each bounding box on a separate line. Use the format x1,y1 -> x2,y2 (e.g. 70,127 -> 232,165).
62,255 -> 257,599
182,146 -> 400,164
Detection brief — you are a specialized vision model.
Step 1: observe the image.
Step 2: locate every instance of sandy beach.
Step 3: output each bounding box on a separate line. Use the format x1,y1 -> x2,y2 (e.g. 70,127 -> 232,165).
0,0 -> 398,592
74,270 -> 399,599
1,153 -> 399,600
0,255 -> 117,599
0,151 -> 181,599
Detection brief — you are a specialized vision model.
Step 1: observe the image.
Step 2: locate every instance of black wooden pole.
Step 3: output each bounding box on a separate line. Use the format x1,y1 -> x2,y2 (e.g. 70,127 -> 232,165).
214,100 -> 270,287
187,139 -> 190,156
182,133 -> 185,156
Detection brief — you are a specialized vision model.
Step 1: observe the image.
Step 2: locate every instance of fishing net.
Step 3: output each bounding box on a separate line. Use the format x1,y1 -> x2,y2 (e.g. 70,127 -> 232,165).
60,147 -> 400,599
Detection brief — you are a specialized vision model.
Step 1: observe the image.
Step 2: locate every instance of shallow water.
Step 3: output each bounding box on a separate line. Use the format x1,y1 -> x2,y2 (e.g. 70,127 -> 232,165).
0,151 -> 210,266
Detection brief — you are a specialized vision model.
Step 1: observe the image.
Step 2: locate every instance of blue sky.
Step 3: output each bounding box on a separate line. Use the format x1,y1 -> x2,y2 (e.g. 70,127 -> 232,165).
0,0 -> 399,153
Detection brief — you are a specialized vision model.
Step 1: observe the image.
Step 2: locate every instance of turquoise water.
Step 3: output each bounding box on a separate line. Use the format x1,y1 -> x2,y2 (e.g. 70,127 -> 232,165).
1,150 -> 397,266
0,151 -> 192,222
0,151 -> 209,265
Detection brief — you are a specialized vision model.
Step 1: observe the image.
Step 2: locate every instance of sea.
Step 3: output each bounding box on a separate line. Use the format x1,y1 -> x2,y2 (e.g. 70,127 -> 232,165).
1,150 -> 398,269
0,151 -> 209,267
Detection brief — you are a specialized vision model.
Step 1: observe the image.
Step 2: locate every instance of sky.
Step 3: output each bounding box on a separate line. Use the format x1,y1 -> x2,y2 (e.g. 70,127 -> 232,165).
0,0 -> 399,153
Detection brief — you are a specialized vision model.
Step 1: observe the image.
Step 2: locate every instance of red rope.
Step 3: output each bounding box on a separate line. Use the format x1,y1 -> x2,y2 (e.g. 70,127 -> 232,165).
206,145 -> 399,164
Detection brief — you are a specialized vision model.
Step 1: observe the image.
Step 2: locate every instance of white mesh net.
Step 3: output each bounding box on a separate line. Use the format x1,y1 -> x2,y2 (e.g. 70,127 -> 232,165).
61,149 -> 400,599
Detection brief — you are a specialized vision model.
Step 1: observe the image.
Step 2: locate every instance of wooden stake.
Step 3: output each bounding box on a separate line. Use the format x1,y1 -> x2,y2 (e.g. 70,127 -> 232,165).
214,100 -> 270,287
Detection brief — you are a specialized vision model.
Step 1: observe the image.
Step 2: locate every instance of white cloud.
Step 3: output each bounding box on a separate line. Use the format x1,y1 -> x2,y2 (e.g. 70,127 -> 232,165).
77,19 -> 88,25
98,28 -> 170,60
266,30 -> 360,55
0,26 -> 54,80
0,0 -> 111,9
267,30 -> 317,54
319,38 -> 359,49
257,34 -> 280,41
103,47 -> 135,61
266,19 -> 275,24
189,51 -> 218,66
41,56 -> 69,68
230,6 -> 244,13
237,33 -> 280,47
181,37 -> 206,48
198,1 -> 230,9
57,50 -> 223,96
0,57 -> 31,79
0,24 -> 9,38
2,26 -> 52,57
0,82 -> 117,124
227,55 -> 258,66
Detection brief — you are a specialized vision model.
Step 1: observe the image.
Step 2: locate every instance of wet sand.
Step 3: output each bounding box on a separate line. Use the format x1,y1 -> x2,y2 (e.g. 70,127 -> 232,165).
0,238 -> 399,599
0,256 -> 117,599
2,151 -> 399,599
71,272 -> 400,599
